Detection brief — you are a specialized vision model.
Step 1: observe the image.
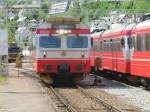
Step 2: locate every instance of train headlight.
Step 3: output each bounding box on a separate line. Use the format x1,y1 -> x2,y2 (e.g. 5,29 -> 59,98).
68,30 -> 71,33
76,64 -> 83,71
64,30 -> 68,34
81,52 -> 85,58
56,29 -> 72,35
56,30 -> 59,33
59,29 -> 64,34
43,51 -> 47,58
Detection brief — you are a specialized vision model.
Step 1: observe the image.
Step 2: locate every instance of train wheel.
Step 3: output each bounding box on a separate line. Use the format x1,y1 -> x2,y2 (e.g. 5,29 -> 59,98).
73,74 -> 84,84
91,67 -> 95,74
40,74 -> 53,84
93,57 -> 101,75
147,85 -> 150,91
146,79 -> 150,91
127,76 -> 140,84
140,78 -> 147,86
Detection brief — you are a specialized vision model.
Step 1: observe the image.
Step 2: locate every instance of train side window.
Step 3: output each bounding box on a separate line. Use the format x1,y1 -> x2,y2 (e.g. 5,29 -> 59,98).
136,34 -> 143,51
145,33 -> 150,51
121,38 -> 125,48
93,40 -> 99,52
109,40 -> 112,51
110,39 -> 113,52
113,39 -> 121,52
104,40 -> 107,52
103,40 -> 109,52
93,42 -> 97,51
127,37 -> 133,49
117,39 -> 121,51
91,38 -> 93,47
99,41 -> 103,52
132,36 -> 137,51
136,35 -> 141,51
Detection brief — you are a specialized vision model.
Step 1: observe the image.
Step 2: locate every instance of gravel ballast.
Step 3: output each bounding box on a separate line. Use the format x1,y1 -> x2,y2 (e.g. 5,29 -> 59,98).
80,74 -> 150,112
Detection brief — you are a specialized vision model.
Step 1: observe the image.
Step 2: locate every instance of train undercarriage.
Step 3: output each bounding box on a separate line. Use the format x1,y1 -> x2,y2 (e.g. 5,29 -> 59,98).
92,68 -> 150,90
39,73 -> 86,85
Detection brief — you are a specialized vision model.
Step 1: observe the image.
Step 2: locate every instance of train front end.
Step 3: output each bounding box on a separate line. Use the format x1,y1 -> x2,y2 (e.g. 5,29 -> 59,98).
35,18 -> 91,84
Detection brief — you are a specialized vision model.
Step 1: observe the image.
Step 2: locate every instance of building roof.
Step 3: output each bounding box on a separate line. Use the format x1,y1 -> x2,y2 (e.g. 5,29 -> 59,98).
49,0 -> 71,14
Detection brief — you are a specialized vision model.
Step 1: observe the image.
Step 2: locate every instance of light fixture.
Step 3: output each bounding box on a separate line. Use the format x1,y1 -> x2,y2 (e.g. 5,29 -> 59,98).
56,29 -> 72,34
43,51 -> 47,58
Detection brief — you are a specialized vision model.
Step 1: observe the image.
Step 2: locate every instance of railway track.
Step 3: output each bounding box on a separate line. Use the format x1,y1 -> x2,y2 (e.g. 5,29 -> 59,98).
47,86 -> 78,112
17,62 -> 143,112
76,85 -> 123,112
19,68 -> 141,112
51,85 -> 138,112
97,71 -> 150,91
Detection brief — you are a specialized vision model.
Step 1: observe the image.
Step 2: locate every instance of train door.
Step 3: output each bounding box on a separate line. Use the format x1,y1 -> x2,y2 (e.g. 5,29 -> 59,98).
121,36 -> 133,73
111,39 -> 118,71
109,39 -> 116,71
110,39 -> 113,71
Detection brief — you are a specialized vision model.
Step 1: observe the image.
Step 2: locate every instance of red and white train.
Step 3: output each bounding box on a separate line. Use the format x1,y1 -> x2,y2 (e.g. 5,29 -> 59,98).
91,18 -> 150,89
34,18 -> 91,84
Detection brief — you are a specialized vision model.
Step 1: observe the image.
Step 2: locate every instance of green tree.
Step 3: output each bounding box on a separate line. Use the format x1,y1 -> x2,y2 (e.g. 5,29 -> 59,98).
7,20 -> 17,42
6,0 -> 16,6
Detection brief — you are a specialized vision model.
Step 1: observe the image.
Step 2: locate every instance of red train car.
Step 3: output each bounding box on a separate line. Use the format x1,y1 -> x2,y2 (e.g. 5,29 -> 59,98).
34,18 -> 91,84
91,19 -> 150,89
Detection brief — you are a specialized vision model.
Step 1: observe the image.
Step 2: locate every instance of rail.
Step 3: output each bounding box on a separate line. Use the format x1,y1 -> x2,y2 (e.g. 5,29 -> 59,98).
49,86 -> 78,112
77,85 -> 123,112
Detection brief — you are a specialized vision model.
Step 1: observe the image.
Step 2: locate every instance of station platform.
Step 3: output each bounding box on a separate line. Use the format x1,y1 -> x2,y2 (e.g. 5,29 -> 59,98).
0,63 -> 55,112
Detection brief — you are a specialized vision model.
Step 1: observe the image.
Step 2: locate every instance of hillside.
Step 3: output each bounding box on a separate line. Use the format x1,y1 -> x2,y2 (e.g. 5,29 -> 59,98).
81,0 -> 150,19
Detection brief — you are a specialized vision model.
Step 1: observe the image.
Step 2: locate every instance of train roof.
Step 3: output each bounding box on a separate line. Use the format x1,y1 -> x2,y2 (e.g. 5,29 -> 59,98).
91,31 -> 103,38
45,17 -> 82,24
37,18 -> 89,30
100,23 -> 137,39
135,19 -> 150,29
102,23 -> 126,38
91,17 -> 150,40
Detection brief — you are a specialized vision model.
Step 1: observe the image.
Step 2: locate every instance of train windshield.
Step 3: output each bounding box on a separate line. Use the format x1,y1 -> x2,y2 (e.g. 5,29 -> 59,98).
67,36 -> 88,48
39,36 -> 61,48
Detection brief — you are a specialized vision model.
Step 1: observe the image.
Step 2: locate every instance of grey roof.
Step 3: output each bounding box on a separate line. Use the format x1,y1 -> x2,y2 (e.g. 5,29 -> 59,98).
49,0 -> 71,14
0,0 -> 5,6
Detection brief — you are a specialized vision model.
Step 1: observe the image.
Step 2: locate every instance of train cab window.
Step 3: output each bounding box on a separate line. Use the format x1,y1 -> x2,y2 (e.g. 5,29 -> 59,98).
67,36 -> 88,48
121,38 -> 125,48
39,36 -> 61,48
127,37 -> 133,49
